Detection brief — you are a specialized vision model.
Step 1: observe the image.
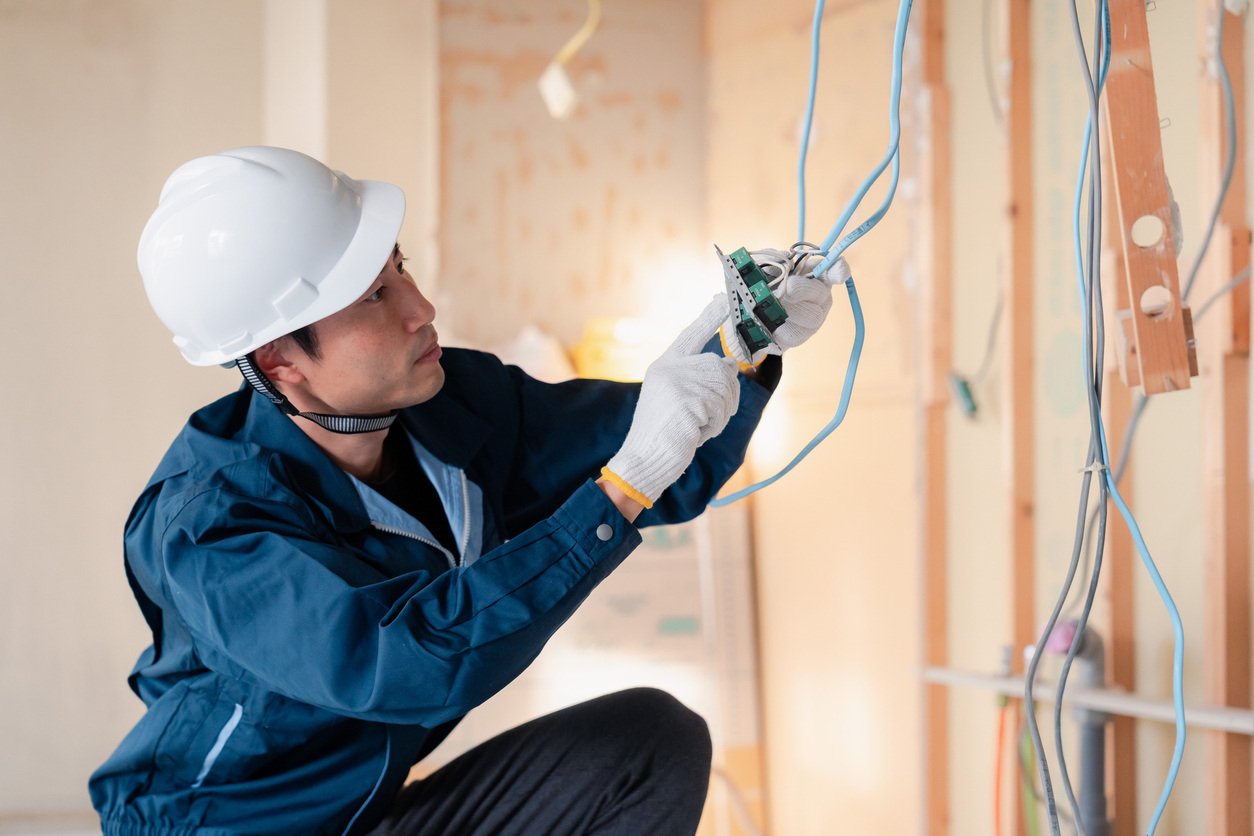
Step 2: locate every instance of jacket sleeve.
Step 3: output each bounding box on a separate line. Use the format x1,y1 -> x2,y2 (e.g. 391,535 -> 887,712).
159,478 -> 640,726
500,360 -> 775,532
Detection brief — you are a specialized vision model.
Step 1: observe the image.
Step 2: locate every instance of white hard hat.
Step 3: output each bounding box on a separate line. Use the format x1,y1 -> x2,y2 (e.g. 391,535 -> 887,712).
138,146 -> 405,366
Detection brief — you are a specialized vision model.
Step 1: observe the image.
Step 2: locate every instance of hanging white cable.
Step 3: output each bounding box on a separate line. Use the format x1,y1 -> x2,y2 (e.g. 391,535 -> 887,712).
538,0 -> 603,120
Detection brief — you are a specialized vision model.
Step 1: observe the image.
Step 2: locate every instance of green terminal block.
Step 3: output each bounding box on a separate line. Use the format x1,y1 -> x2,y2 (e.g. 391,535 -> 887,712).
732,312 -> 767,355
948,372 -> 977,418
735,312 -> 771,355
729,247 -> 788,354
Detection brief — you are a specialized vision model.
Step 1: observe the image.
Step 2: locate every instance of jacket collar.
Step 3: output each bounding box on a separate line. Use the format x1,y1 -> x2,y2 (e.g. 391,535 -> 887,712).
399,386 -> 493,470
239,382 -> 493,532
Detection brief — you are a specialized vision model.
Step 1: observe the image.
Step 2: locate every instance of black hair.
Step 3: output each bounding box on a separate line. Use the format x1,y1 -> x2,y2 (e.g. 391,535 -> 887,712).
287,323 -> 320,360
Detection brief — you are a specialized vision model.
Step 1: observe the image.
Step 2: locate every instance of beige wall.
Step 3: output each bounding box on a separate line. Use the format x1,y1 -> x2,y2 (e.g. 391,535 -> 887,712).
0,0 -> 263,816
327,0 -> 439,285
0,0 -> 436,822
436,0 -> 710,348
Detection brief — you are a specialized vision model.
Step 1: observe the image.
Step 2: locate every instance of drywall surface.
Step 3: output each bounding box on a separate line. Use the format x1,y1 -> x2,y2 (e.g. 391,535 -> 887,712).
706,1 -> 922,833
0,0 -> 438,821
0,0 -> 263,815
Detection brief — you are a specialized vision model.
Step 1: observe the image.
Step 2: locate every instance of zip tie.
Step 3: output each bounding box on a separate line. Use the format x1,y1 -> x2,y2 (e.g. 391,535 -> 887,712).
1079,462 -> 1109,474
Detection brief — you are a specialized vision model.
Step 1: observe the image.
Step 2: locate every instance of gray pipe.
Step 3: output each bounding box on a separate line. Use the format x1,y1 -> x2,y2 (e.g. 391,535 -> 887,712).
1072,628 -> 1111,836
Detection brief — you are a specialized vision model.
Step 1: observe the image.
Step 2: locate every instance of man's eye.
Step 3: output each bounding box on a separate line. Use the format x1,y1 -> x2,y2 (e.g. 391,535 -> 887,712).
397,257 -> 409,273
366,286 -> 385,303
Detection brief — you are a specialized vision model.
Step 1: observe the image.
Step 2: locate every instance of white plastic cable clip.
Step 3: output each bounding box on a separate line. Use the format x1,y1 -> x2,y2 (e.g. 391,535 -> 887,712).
1079,462 -> 1109,475
824,258 -> 853,286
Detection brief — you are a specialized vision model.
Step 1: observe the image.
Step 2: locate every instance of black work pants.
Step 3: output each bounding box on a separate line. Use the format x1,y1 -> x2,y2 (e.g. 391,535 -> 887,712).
365,687 -> 713,836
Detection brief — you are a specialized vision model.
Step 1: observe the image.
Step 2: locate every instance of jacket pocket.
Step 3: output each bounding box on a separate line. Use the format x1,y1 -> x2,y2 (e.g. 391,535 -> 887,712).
190,702 -> 243,787
154,679 -> 248,789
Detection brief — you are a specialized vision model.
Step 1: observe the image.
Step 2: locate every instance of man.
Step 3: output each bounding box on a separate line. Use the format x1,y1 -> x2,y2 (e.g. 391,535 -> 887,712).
90,146 -> 845,834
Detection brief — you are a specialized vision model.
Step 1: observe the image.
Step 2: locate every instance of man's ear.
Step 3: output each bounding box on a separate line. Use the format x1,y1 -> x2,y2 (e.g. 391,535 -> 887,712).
253,338 -> 305,385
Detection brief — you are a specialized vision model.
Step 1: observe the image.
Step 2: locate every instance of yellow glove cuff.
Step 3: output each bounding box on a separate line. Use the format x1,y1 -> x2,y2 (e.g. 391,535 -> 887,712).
599,466 -> 655,509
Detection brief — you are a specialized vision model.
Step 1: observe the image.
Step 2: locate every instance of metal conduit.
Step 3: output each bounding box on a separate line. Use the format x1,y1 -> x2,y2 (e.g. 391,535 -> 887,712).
922,666 -> 1254,736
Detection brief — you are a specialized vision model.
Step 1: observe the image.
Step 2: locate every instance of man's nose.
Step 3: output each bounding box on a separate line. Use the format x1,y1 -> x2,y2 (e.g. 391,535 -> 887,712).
402,283 -> 436,331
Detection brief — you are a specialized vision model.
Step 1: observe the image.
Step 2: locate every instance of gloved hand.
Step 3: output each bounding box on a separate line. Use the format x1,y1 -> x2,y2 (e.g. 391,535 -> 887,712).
602,303 -> 740,508
718,250 -> 851,370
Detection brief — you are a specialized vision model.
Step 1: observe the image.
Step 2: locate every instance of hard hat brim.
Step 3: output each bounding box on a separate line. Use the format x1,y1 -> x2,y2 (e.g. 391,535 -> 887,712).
306,176 -> 407,329
182,176 -> 406,366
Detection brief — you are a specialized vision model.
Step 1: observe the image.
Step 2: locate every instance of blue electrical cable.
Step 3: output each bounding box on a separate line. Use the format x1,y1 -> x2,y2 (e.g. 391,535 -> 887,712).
1102,452 -> 1186,836
1023,8 -> 1113,829
812,0 -> 912,274
722,0 -> 1190,827
796,0 -> 911,267
1054,6 -> 1117,832
812,0 -> 913,276
797,0 -> 826,243
1183,3 -> 1239,301
1069,8 -> 1110,314
711,0 -> 913,507
711,279 -> 865,506
1086,19 -> 1183,836
1061,1 -> 1186,831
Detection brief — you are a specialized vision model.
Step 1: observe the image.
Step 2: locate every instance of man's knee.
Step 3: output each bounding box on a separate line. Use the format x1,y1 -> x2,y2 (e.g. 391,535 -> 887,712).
602,687 -> 712,768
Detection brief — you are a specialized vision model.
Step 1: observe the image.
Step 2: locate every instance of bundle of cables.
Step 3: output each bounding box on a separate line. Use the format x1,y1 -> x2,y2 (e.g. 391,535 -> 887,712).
1021,1 -> 1246,833
704,0 -> 1238,831
711,0 -> 914,507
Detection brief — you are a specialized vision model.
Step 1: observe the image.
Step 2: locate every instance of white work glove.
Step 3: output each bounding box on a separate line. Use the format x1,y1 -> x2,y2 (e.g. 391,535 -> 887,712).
602,303 -> 740,508
718,251 -> 851,370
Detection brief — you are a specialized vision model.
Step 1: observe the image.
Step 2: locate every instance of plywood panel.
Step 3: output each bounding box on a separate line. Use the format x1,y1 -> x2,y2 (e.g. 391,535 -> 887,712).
438,0 -> 709,348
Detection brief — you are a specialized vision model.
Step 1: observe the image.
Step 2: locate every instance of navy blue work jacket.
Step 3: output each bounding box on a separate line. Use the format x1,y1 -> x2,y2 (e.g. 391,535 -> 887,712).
90,347 -> 772,835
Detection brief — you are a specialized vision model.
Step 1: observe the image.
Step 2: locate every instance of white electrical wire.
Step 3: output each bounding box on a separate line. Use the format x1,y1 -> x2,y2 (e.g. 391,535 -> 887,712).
552,0 -> 602,67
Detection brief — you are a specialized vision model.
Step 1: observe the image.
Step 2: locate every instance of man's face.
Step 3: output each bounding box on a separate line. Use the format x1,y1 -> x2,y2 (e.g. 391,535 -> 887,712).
287,245 -> 445,415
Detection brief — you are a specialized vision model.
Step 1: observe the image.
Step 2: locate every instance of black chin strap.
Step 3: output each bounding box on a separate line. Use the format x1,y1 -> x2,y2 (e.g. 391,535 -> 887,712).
235,355 -> 398,435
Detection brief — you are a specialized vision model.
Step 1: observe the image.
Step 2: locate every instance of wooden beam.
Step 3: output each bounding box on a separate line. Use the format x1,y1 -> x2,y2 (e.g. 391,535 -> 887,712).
1197,9 -> 1252,836
1099,260 -> 1138,836
1002,0 -> 1034,672
1002,4 -> 1033,834
919,119 -> 953,832
1197,11 -> 1250,354
1102,0 -> 1194,394
1099,131 -> 1139,836
1101,391 -> 1140,836
910,0 -> 951,830
1201,346 -> 1252,836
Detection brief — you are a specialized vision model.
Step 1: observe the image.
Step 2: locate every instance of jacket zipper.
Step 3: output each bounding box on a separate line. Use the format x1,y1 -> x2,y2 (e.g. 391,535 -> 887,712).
371,522 -> 459,569
458,471 -> 471,558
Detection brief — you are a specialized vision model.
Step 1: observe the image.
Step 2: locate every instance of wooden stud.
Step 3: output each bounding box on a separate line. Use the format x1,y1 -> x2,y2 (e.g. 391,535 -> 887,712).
1001,4 -> 1033,833
1102,0 -> 1194,394
1197,9 -> 1252,835
1095,122 -> 1140,836
1002,0 -> 1034,672
1200,345 -> 1252,836
911,0 -> 951,827
1197,15 -> 1250,354
1103,405 -> 1140,836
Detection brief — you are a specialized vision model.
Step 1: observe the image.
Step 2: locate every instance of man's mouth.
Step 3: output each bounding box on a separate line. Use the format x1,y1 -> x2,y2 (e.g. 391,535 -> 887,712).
417,341 -> 442,363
